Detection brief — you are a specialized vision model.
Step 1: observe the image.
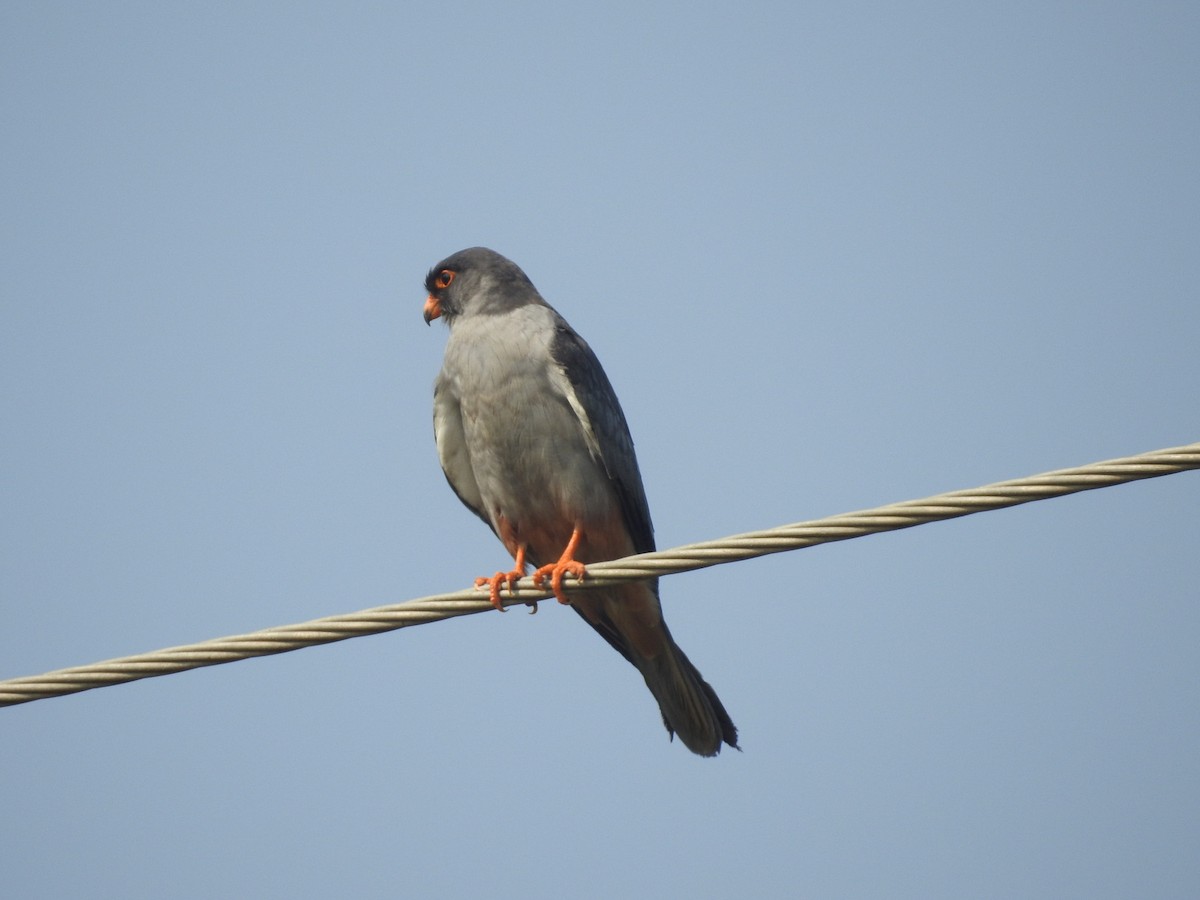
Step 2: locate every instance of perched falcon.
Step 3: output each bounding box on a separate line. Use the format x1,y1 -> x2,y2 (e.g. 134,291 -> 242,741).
424,247 -> 737,756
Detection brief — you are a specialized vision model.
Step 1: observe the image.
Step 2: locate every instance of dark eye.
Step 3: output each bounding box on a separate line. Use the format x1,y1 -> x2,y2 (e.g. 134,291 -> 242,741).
435,269 -> 455,289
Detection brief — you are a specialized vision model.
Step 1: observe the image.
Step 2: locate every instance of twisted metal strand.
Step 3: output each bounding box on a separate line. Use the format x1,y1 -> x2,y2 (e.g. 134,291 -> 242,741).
2,441 -> 1196,708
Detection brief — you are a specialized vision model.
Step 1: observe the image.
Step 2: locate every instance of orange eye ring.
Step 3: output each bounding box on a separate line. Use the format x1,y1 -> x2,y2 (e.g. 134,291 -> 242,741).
434,270 -> 455,289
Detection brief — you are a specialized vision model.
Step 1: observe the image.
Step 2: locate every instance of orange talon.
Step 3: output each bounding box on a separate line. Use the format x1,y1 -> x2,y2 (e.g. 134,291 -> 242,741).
532,525 -> 587,605
475,545 -> 527,612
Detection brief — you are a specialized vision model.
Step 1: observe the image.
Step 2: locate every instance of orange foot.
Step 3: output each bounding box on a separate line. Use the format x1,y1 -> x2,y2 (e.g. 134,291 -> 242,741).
474,546 -> 526,611
532,526 -> 587,605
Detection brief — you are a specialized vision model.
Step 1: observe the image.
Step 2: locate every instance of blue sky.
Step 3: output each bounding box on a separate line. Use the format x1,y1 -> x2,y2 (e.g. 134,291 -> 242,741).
2,3 -> 1198,898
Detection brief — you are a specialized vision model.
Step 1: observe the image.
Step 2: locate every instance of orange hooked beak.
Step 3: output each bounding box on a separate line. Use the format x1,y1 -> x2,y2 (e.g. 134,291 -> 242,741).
423,294 -> 442,325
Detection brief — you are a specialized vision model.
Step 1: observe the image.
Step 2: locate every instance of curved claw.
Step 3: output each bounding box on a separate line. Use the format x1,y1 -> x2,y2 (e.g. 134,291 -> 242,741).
531,525 -> 588,605
475,570 -> 523,612
532,559 -> 587,604
473,544 -> 528,612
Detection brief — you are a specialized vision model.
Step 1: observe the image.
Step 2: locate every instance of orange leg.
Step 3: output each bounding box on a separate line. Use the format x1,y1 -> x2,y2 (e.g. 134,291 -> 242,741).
475,544 -> 527,611
532,525 -> 587,605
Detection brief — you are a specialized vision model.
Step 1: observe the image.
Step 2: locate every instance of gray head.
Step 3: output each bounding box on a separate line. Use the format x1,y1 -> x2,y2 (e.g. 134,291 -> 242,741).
423,247 -> 544,325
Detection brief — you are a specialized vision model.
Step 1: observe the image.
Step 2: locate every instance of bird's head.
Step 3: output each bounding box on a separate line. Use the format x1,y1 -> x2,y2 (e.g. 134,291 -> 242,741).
423,247 -> 542,325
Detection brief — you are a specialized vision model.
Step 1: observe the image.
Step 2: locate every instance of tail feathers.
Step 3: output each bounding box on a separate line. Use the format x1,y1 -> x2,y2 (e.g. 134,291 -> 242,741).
569,586 -> 737,757
636,634 -> 739,757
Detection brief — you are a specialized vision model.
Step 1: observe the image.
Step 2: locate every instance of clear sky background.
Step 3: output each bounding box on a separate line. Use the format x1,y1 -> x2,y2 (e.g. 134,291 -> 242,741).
2,3 -> 1198,898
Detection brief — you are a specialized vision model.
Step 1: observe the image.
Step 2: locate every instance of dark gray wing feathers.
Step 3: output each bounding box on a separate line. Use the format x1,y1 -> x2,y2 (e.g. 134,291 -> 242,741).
550,321 -> 656,556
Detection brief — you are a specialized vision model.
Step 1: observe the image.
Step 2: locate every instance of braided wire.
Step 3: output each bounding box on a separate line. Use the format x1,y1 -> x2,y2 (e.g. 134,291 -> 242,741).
2,441 -> 1196,708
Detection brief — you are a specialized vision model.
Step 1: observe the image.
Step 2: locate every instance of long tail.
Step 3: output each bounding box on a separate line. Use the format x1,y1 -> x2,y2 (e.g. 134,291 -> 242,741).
635,626 -> 739,756
572,582 -> 739,757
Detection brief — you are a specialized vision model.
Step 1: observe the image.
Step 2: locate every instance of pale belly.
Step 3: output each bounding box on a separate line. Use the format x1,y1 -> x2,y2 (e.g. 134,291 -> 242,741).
446,328 -> 627,566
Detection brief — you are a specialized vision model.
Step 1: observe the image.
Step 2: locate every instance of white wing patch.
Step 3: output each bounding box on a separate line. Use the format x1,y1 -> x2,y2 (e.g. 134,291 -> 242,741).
552,363 -> 605,469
